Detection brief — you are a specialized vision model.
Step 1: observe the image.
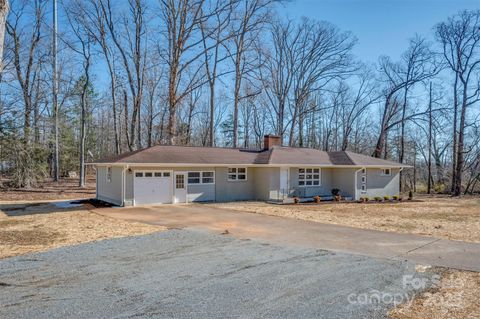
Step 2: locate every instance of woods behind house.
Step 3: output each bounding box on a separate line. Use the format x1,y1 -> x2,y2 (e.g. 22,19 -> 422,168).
0,0 -> 479,195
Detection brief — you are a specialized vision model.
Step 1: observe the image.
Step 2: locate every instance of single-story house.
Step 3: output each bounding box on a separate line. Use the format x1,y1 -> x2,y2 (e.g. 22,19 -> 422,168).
91,135 -> 409,206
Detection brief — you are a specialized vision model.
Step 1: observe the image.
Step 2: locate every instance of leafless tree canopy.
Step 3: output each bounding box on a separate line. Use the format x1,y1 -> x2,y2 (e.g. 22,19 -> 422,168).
0,2 -> 479,194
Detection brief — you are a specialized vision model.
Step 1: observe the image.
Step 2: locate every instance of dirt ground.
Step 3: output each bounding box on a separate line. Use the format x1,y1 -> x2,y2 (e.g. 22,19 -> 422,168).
390,269 -> 480,319
212,195 -> 480,243
0,177 -> 96,202
0,201 -> 165,259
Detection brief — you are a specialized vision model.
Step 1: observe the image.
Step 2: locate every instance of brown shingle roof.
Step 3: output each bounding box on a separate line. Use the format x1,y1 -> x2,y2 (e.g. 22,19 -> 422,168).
93,145 -> 409,167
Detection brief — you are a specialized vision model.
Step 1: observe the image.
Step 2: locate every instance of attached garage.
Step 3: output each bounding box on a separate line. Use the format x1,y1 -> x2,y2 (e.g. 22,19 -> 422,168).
133,171 -> 173,205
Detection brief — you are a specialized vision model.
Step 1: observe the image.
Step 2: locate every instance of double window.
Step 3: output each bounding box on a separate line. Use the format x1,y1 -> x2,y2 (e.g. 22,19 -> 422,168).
298,168 -> 320,187
228,167 -> 247,181
188,171 -> 215,185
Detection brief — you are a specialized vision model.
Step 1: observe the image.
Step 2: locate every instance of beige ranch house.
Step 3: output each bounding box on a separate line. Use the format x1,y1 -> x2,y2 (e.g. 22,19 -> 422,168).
92,135 -> 408,206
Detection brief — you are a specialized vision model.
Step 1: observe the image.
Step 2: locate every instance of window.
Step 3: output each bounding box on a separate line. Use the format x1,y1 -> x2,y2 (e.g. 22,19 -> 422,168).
145,172 -> 153,177
188,172 -> 201,184
381,168 -> 391,176
202,171 -> 214,184
135,172 -> 143,178
154,172 -> 162,177
163,172 -> 170,177
106,166 -> 112,182
228,168 -> 247,181
298,168 -> 320,187
361,168 -> 367,192
188,171 -> 215,185
176,174 -> 185,189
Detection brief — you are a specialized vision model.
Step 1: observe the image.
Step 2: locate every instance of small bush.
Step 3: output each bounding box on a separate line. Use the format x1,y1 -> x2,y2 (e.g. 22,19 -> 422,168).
293,197 -> 300,204
374,196 -> 383,202
363,197 -> 369,202
331,188 -> 341,196
313,196 -> 321,203
392,195 -> 399,200
384,196 -> 391,201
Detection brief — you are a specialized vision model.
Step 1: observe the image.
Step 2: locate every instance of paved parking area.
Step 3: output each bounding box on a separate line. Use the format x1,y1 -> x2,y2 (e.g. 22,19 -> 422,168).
0,230 -> 433,319
96,204 -> 480,271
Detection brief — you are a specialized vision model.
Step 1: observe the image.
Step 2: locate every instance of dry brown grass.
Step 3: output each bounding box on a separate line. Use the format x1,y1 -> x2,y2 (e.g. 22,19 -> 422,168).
0,202 -> 165,259
212,195 -> 480,243
390,270 -> 480,319
0,177 -> 96,201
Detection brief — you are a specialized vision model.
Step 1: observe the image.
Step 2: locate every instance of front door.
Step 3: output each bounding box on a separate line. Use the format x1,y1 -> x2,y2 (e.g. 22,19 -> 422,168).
173,172 -> 187,203
280,167 -> 289,197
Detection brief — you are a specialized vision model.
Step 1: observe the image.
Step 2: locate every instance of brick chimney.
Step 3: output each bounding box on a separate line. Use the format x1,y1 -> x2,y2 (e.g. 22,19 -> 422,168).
264,134 -> 281,150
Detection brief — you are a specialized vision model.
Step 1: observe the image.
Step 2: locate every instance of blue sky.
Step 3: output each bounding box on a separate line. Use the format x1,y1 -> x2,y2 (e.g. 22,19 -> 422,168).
279,0 -> 479,63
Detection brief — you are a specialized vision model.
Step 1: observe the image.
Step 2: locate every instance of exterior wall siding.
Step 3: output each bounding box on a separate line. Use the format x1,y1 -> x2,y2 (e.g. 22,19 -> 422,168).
359,168 -> 400,198
97,164 -> 401,205
331,168 -> 356,198
253,167 -> 280,201
289,167 -> 333,197
96,166 -> 123,206
214,167 -> 255,201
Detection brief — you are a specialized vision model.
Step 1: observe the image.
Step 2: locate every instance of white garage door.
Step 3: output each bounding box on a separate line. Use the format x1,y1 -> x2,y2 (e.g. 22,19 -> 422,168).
134,171 -> 172,205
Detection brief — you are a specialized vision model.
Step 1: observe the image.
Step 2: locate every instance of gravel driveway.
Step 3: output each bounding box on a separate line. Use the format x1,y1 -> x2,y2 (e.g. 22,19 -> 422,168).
0,230 -> 434,318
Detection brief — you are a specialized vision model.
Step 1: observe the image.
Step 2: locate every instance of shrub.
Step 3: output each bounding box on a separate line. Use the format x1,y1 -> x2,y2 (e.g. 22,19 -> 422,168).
384,196 -> 391,201
392,195 -> 399,200
331,188 -> 340,196
408,191 -> 413,200
313,196 -> 321,203
293,197 -> 300,204
374,196 -> 383,202
363,197 -> 369,202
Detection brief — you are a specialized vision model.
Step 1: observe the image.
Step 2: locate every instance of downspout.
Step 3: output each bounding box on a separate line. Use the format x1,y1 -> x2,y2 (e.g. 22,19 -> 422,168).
354,167 -> 363,201
399,167 -> 404,195
122,165 -> 129,206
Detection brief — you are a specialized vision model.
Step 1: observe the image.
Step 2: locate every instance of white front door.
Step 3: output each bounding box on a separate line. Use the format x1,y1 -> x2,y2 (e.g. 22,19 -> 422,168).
133,171 -> 172,205
173,172 -> 187,203
280,167 -> 289,196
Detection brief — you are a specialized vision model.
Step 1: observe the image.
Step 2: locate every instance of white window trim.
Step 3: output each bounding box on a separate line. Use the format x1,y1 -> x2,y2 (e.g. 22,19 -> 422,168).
187,171 -> 215,185
298,167 -> 321,187
381,168 -> 392,176
227,167 -> 248,182
106,166 -> 112,183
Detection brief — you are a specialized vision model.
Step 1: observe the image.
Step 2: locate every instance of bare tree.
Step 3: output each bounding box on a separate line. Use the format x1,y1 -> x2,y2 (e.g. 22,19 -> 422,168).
0,0 -> 8,71
228,0 -> 272,147
436,10 -> 480,195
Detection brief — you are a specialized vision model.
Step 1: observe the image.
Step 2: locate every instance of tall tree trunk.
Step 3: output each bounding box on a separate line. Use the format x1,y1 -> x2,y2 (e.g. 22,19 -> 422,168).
453,81 -> 468,196
0,0 -> 8,72
451,74 -> 458,193
427,82 -> 433,194
52,0 -> 59,181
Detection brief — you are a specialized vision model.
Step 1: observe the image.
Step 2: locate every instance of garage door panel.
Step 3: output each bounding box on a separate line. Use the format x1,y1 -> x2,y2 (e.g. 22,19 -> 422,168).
134,171 -> 172,205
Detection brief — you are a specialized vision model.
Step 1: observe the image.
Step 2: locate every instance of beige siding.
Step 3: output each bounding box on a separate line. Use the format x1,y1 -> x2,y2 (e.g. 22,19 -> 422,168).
96,166 -> 123,205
